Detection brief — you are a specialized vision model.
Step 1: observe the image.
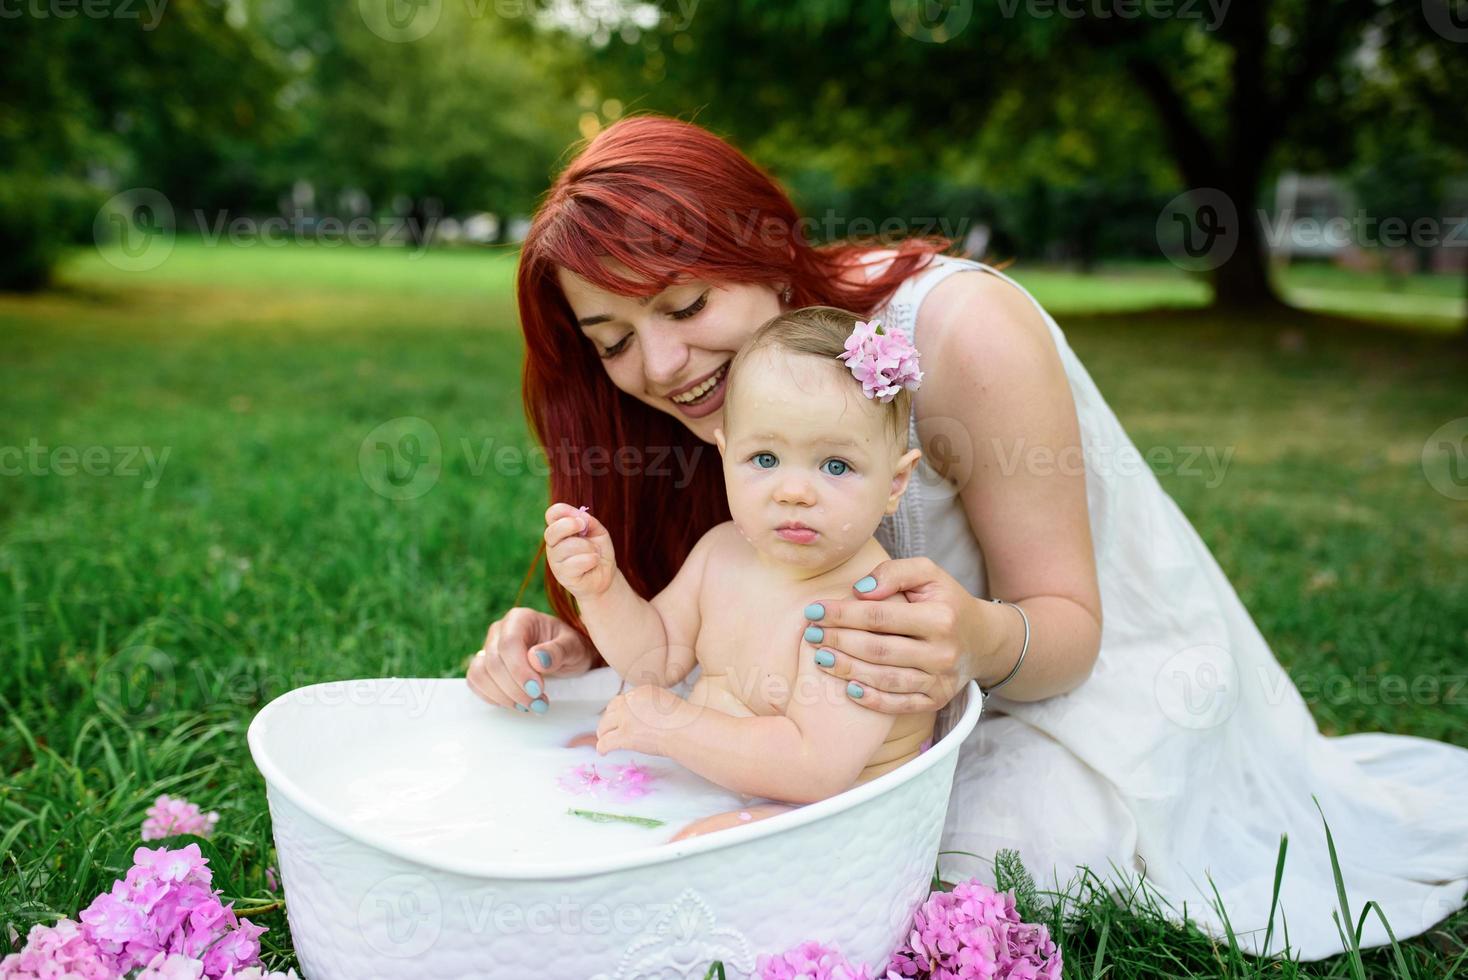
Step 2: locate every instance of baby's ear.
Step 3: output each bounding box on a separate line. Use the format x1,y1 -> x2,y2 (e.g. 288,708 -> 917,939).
886,448 -> 923,513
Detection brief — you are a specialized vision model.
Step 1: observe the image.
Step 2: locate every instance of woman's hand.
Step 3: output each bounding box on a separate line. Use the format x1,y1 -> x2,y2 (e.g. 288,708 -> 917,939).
544,503 -> 617,600
465,606 -> 598,712
595,685 -> 700,756
801,557 -> 997,714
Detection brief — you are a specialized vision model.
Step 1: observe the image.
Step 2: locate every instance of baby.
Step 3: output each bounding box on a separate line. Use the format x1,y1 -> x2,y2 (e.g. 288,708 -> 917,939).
543,305 -> 936,837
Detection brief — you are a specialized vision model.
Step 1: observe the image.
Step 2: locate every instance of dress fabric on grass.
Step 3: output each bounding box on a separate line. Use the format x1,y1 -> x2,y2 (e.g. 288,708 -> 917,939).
869,254 -> 1468,961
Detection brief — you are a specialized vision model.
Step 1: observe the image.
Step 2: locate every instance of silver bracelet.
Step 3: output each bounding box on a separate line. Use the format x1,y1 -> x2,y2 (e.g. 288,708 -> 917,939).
983,597 -> 1029,695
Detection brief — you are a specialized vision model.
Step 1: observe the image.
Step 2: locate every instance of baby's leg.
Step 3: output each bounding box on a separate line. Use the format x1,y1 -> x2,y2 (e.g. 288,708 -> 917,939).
669,802 -> 800,842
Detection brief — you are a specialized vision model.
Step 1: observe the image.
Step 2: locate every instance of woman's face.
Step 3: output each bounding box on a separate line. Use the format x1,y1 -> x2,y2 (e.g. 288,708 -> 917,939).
556,261 -> 785,445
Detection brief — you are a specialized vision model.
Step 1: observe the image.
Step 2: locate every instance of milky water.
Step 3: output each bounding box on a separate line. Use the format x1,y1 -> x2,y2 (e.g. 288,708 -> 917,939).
313,698 -> 765,865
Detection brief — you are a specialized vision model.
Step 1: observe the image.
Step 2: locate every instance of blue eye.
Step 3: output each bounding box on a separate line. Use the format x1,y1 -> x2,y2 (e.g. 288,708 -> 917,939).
752,452 -> 777,469
822,459 -> 851,476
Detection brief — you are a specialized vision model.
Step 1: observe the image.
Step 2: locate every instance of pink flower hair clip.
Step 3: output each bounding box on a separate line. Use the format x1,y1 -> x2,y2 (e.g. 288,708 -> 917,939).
836,318 -> 923,404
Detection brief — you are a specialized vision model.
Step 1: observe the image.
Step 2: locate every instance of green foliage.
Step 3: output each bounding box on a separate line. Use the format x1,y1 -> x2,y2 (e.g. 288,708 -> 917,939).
0,173 -> 103,291
300,2 -> 581,223
993,848 -> 1046,923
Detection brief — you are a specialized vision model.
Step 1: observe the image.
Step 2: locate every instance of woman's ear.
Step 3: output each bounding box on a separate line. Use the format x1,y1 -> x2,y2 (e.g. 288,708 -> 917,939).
885,448 -> 923,514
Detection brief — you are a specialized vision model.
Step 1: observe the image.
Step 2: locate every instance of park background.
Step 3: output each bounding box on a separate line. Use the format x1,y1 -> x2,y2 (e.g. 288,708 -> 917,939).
2,0 -> 1467,976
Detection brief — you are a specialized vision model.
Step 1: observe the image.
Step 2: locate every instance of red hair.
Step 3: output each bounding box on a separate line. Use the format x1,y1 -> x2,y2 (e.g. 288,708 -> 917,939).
516,114 -> 952,658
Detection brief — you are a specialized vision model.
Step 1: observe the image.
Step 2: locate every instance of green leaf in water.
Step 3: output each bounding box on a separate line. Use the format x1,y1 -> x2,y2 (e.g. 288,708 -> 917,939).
567,808 -> 665,828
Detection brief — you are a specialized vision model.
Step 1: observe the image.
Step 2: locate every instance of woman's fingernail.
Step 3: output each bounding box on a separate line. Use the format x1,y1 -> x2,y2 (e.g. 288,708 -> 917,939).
515,702 -> 529,712
803,625 -> 824,643
530,698 -> 548,714
847,682 -> 864,699
804,603 -> 825,621
854,576 -> 877,594
814,649 -> 835,668
535,649 -> 552,668
525,679 -> 542,698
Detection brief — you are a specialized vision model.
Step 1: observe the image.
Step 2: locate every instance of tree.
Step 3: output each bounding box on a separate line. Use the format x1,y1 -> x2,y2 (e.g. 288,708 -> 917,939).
0,0 -> 287,288
550,0 -> 1466,313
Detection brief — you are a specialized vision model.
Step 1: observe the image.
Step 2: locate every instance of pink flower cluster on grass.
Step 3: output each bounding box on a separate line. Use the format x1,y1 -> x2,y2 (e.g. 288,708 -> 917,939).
142,795 -> 220,842
886,880 -> 1061,980
757,880 -> 1060,980
1,844 -> 295,980
556,761 -> 656,801
837,319 -> 923,404
758,939 -> 872,979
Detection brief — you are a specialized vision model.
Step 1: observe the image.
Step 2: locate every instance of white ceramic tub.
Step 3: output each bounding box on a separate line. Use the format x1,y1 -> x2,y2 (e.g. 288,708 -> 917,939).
247,668 -> 982,979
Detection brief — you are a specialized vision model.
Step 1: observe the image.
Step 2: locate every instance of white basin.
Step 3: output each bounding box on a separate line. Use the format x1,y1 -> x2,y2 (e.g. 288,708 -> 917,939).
247,668 -> 982,978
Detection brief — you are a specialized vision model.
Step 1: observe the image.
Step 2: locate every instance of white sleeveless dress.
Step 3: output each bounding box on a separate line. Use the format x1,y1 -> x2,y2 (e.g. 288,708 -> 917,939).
868,255 -> 1468,961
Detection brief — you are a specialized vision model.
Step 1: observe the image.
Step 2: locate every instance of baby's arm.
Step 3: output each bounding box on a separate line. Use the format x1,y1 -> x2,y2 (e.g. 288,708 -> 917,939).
648,602 -> 904,804
546,503 -> 716,688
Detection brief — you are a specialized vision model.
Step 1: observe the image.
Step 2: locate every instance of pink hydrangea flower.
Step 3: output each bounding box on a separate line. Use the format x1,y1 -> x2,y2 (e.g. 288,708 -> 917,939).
557,762 -> 606,795
556,761 -> 659,802
757,939 -> 871,979
885,879 -> 1061,980
0,918 -> 112,979
138,952 -> 207,979
143,794 -> 221,841
73,844 -> 271,978
837,319 -> 923,404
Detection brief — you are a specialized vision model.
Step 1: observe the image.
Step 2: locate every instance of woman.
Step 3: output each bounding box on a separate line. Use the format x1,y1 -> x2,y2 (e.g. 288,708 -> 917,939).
466,114 -> 1468,960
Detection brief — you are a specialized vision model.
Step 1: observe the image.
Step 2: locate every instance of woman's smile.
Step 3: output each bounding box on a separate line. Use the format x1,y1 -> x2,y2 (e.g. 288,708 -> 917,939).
667,361 -> 731,418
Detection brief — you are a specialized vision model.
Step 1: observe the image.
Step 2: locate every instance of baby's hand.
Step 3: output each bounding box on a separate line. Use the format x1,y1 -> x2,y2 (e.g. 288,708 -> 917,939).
596,685 -> 701,757
544,503 -> 616,599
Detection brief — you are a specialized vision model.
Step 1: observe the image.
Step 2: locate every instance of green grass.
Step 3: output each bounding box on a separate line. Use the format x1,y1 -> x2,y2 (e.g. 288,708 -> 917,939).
1002,258 -> 1467,332
2,241 -> 1465,975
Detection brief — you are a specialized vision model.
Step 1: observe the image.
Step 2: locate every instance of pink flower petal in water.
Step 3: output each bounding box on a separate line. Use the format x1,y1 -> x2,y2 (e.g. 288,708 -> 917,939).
556,763 -> 606,795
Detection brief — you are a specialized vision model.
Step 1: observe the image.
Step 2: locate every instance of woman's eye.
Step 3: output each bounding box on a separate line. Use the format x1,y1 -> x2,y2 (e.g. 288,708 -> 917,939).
822,459 -> 851,477
752,452 -> 777,469
599,335 -> 631,359
669,292 -> 708,320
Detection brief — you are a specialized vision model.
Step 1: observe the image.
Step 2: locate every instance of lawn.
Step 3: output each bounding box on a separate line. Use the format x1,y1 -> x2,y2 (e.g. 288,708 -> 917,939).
2,240 -> 1465,977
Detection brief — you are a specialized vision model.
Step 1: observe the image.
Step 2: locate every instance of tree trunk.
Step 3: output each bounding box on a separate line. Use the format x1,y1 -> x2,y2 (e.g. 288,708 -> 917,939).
1209,201 -> 1284,311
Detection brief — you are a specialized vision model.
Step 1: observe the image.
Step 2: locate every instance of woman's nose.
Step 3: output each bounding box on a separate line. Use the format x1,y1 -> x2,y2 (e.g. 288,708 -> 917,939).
639,325 -> 688,388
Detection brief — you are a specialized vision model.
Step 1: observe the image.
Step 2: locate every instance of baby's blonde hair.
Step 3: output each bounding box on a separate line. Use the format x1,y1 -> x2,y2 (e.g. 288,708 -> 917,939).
725,305 -> 913,447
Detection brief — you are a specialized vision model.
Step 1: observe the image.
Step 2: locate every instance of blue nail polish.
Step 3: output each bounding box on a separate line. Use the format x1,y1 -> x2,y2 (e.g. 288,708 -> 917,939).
854,576 -> 877,594
804,603 -> 825,621
815,649 -> 835,668
515,702 -> 529,712
530,698 -> 548,714
847,682 -> 864,699
525,678 -> 542,698
803,625 -> 824,643
535,649 -> 552,668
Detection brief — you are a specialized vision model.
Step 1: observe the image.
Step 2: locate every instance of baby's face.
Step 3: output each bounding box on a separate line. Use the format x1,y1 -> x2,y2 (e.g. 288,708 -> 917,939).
714,347 -> 920,575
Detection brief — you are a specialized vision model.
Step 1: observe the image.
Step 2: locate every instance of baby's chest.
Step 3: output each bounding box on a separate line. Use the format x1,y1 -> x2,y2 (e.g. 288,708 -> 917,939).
696,577 -> 804,716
